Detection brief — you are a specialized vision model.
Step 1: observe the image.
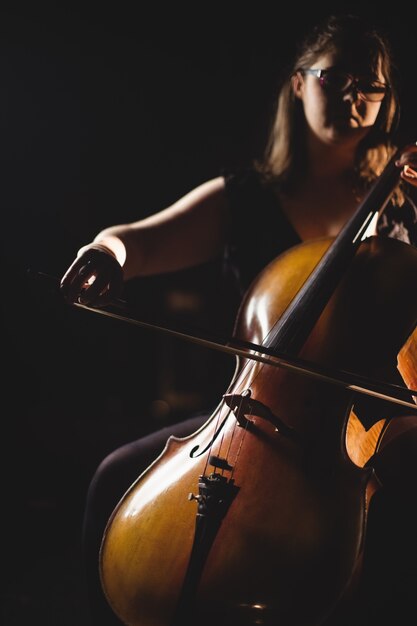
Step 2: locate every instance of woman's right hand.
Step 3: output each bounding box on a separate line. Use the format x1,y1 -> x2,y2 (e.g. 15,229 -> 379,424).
60,245 -> 124,307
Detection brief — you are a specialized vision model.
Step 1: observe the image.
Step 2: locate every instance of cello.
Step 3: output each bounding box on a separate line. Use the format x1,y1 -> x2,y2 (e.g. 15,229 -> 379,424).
97,145 -> 417,625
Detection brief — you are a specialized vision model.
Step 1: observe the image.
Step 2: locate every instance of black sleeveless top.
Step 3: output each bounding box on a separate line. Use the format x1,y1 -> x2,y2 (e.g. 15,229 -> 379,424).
223,169 -> 417,296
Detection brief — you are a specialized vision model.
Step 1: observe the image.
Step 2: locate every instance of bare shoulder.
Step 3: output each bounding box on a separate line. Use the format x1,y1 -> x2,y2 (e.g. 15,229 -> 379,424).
174,176 -> 227,210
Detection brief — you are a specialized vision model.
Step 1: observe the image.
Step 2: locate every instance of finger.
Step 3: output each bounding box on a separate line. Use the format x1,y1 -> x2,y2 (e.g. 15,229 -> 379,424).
396,147 -> 417,168
77,274 -> 110,305
81,267 -> 124,307
60,271 -> 90,303
61,264 -> 97,303
401,165 -> 417,186
101,274 -> 123,303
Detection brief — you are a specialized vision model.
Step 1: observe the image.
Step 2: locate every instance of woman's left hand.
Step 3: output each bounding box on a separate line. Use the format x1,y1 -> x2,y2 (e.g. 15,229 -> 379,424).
396,143 -> 417,187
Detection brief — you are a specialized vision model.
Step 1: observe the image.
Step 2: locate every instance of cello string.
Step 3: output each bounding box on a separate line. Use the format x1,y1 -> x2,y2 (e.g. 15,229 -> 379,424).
201,360 -> 261,476
229,401 -> 253,482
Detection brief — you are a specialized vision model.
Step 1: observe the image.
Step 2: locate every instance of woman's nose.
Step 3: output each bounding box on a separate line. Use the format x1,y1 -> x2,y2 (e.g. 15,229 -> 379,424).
342,86 -> 361,103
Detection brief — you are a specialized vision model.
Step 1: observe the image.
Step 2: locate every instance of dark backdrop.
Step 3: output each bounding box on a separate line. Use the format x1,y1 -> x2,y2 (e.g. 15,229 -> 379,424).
1,5 -> 416,625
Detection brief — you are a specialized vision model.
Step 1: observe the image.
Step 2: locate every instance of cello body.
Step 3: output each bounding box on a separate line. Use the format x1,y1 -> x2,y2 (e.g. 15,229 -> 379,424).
99,235 -> 417,626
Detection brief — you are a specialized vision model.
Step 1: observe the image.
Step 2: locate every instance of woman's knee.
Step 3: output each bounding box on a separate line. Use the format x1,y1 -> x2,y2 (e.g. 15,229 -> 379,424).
86,445 -> 139,523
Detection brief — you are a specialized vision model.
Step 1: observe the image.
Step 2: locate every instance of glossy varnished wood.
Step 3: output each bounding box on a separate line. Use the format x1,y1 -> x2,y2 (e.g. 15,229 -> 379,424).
100,236 -> 417,626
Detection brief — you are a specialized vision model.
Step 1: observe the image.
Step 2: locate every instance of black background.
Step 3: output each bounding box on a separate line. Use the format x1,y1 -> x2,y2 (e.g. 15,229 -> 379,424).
1,4 -> 417,624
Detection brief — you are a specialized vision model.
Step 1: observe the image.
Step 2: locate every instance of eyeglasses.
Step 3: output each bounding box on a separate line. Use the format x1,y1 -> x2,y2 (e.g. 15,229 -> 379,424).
301,68 -> 389,102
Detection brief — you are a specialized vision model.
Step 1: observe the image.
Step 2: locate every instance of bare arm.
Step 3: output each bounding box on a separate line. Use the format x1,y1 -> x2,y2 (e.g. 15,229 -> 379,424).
92,176 -> 229,279
60,176 -> 230,305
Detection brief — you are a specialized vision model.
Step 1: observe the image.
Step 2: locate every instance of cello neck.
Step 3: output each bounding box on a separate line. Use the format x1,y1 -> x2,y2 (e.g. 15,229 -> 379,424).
266,146 -> 404,356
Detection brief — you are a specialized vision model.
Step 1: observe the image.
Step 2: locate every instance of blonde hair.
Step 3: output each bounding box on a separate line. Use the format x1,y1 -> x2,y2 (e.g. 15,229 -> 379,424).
256,14 -> 403,204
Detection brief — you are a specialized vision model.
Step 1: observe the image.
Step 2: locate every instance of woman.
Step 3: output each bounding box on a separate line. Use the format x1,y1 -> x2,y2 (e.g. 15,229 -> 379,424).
61,13 -> 417,626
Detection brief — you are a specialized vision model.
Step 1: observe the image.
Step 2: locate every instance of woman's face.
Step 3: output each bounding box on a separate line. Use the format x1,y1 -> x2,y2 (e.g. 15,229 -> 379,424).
293,51 -> 386,148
